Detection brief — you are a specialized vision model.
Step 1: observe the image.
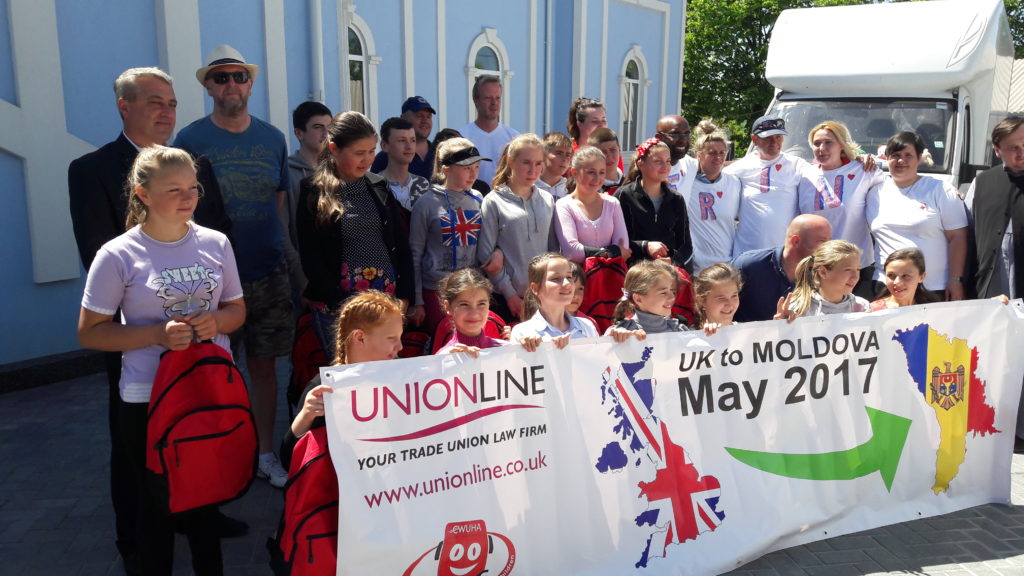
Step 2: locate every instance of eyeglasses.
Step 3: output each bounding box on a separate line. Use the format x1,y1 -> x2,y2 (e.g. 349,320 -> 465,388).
658,130 -> 691,139
208,71 -> 250,85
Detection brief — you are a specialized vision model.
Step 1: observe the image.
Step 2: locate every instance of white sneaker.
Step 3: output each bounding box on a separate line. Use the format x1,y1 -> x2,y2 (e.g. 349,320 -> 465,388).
257,453 -> 288,488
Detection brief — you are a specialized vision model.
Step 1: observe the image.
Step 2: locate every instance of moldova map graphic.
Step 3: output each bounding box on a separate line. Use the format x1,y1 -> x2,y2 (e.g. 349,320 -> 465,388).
893,324 -> 999,494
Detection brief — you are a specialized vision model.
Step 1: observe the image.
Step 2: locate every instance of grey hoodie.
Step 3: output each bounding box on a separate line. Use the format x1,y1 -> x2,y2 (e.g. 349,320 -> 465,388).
284,151 -> 316,290
477,185 -> 559,299
801,292 -> 869,316
409,186 -> 485,304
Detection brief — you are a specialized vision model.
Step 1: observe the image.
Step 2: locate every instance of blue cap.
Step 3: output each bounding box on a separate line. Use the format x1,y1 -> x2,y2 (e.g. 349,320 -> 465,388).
401,96 -> 436,115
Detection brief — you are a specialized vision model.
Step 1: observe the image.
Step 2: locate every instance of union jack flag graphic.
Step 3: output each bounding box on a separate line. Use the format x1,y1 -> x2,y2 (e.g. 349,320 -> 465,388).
441,208 -> 481,247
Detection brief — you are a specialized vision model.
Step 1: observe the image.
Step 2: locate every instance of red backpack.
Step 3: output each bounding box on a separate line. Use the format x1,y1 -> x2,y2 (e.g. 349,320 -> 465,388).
146,341 -> 257,514
288,312 -> 329,410
581,256 -> 629,333
282,426 -> 339,575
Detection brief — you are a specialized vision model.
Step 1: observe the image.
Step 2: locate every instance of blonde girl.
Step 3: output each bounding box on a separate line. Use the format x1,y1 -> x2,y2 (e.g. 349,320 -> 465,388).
775,239 -> 868,321
434,268 -> 509,356
686,120 -> 742,271
408,137 -> 489,332
554,145 -> 631,263
610,260 -> 685,334
477,134 -> 559,321
511,253 -> 600,351
693,263 -> 743,335
78,146 -> 246,574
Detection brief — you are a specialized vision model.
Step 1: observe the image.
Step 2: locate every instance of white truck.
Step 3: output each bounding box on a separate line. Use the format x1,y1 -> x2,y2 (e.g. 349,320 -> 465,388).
763,0 -> 1017,192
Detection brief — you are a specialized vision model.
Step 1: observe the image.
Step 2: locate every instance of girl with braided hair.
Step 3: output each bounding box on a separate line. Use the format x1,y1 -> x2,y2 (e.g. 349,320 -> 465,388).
275,290 -> 403,573
286,290 -> 405,444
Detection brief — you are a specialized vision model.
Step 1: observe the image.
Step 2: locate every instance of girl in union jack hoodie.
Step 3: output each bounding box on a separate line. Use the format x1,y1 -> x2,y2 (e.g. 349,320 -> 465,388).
409,137 -> 491,333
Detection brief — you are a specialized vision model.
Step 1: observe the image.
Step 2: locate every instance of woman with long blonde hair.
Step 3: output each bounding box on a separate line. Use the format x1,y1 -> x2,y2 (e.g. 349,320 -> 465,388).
477,133 -> 559,321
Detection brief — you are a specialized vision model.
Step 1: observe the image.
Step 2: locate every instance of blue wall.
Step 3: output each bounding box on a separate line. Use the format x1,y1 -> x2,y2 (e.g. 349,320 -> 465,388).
57,0 -> 158,147
0,150 -> 85,364
2,0 -> 685,365
197,0 -> 268,121
0,0 -> 16,105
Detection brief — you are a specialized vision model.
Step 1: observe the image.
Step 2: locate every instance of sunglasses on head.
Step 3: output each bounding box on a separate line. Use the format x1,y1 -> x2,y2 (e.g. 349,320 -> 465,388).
208,70 -> 250,85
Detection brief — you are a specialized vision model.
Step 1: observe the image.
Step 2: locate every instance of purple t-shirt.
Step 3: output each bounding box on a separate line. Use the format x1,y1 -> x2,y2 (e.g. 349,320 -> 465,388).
82,223 -> 243,403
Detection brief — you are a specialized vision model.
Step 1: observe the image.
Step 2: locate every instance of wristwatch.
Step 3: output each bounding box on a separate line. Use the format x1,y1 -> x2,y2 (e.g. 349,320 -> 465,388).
949,276 -> 963,283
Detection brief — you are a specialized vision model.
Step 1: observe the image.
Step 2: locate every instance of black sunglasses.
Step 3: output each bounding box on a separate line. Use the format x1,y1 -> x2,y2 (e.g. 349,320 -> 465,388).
208,70 -> 250,85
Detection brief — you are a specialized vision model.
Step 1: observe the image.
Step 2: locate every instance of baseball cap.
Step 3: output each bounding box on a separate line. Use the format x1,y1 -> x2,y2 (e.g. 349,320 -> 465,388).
402,96 -> 436,115
752,116 -> 787,137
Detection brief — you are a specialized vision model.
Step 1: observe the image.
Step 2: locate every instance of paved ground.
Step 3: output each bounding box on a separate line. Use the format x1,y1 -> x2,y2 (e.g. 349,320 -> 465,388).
1,364 -> 1024,575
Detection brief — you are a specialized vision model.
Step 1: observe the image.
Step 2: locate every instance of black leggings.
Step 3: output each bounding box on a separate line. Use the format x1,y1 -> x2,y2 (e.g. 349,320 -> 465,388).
119,402 -> 223,576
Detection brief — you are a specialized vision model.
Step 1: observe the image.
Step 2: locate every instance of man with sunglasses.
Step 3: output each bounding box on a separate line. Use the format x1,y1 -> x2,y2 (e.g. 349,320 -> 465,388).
656,114 -> 697,194
175,45 -> 294,489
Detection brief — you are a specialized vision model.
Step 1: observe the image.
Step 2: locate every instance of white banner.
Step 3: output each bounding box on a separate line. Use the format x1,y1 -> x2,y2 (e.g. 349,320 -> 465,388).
323,300 -> 1024,575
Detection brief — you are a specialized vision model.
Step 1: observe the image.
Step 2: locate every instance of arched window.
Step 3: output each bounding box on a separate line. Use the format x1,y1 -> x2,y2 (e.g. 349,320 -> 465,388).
348,27 -> 366,113
475,46 -> 499,73
619,46 -> 651,154
465,28 -> 513,122
340,6 -> 380,125
622,60 -> 641,151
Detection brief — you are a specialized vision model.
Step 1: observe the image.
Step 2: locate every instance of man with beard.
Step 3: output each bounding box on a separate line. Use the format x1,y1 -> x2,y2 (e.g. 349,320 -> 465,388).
175,45 -> 293,488
655,114 -> 697,194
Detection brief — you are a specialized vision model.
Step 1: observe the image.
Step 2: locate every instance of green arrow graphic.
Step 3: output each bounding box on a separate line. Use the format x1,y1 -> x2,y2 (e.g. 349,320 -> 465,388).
725,406 -> 912,492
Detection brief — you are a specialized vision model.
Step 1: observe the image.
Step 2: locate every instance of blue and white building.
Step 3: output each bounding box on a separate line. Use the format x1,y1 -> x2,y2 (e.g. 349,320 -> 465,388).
1,0 -> 686,365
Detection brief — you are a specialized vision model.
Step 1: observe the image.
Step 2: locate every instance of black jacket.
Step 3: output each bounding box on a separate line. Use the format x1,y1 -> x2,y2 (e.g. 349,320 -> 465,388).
615,179 -> 693,271
296,172 -> 415,309
967,166 -> 1024,298
68,133 -> 232,269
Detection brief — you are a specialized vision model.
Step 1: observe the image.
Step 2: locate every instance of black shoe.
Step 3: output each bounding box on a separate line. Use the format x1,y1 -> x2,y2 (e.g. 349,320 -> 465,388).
1014,436 -> 1024,454
216,511 -> 249,538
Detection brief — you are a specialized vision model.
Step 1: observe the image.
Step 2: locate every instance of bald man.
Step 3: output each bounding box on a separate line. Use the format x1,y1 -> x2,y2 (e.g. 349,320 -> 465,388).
656,114 -> 697,194
731,214 -> 832,322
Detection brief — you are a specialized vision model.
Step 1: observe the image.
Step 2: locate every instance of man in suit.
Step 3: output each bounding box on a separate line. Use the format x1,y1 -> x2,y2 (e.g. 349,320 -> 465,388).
67,67 -> 236,574
965,115 -> 1024,445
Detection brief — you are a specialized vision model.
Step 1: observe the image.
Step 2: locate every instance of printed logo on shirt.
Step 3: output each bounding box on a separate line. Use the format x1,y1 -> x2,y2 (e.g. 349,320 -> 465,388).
758,166 -> 772,193
814,175 -> 846,210
153,264 -> 218,317
698,192 -> 718,221
441,208 -> 482,247
666,172 -> 681,193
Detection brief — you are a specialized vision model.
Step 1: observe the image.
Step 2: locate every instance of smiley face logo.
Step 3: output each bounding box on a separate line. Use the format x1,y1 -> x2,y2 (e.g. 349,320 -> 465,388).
403,519 -> 516,576
437,520 -> 490,576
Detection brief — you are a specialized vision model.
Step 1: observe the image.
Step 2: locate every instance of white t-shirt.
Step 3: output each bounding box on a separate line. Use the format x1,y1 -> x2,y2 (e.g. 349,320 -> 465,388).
798,162 -> 885,268
81,223 -> 243,403
536,176 -> 569,199
460,122 -> 520,186
683,172 -> 742,272
866,176 -> 968,290
666,155 -> 699,194
725,152 -> 811,254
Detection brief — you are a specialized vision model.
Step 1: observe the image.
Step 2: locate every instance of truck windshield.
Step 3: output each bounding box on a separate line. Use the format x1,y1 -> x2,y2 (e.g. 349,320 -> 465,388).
767,99 -> 957,174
